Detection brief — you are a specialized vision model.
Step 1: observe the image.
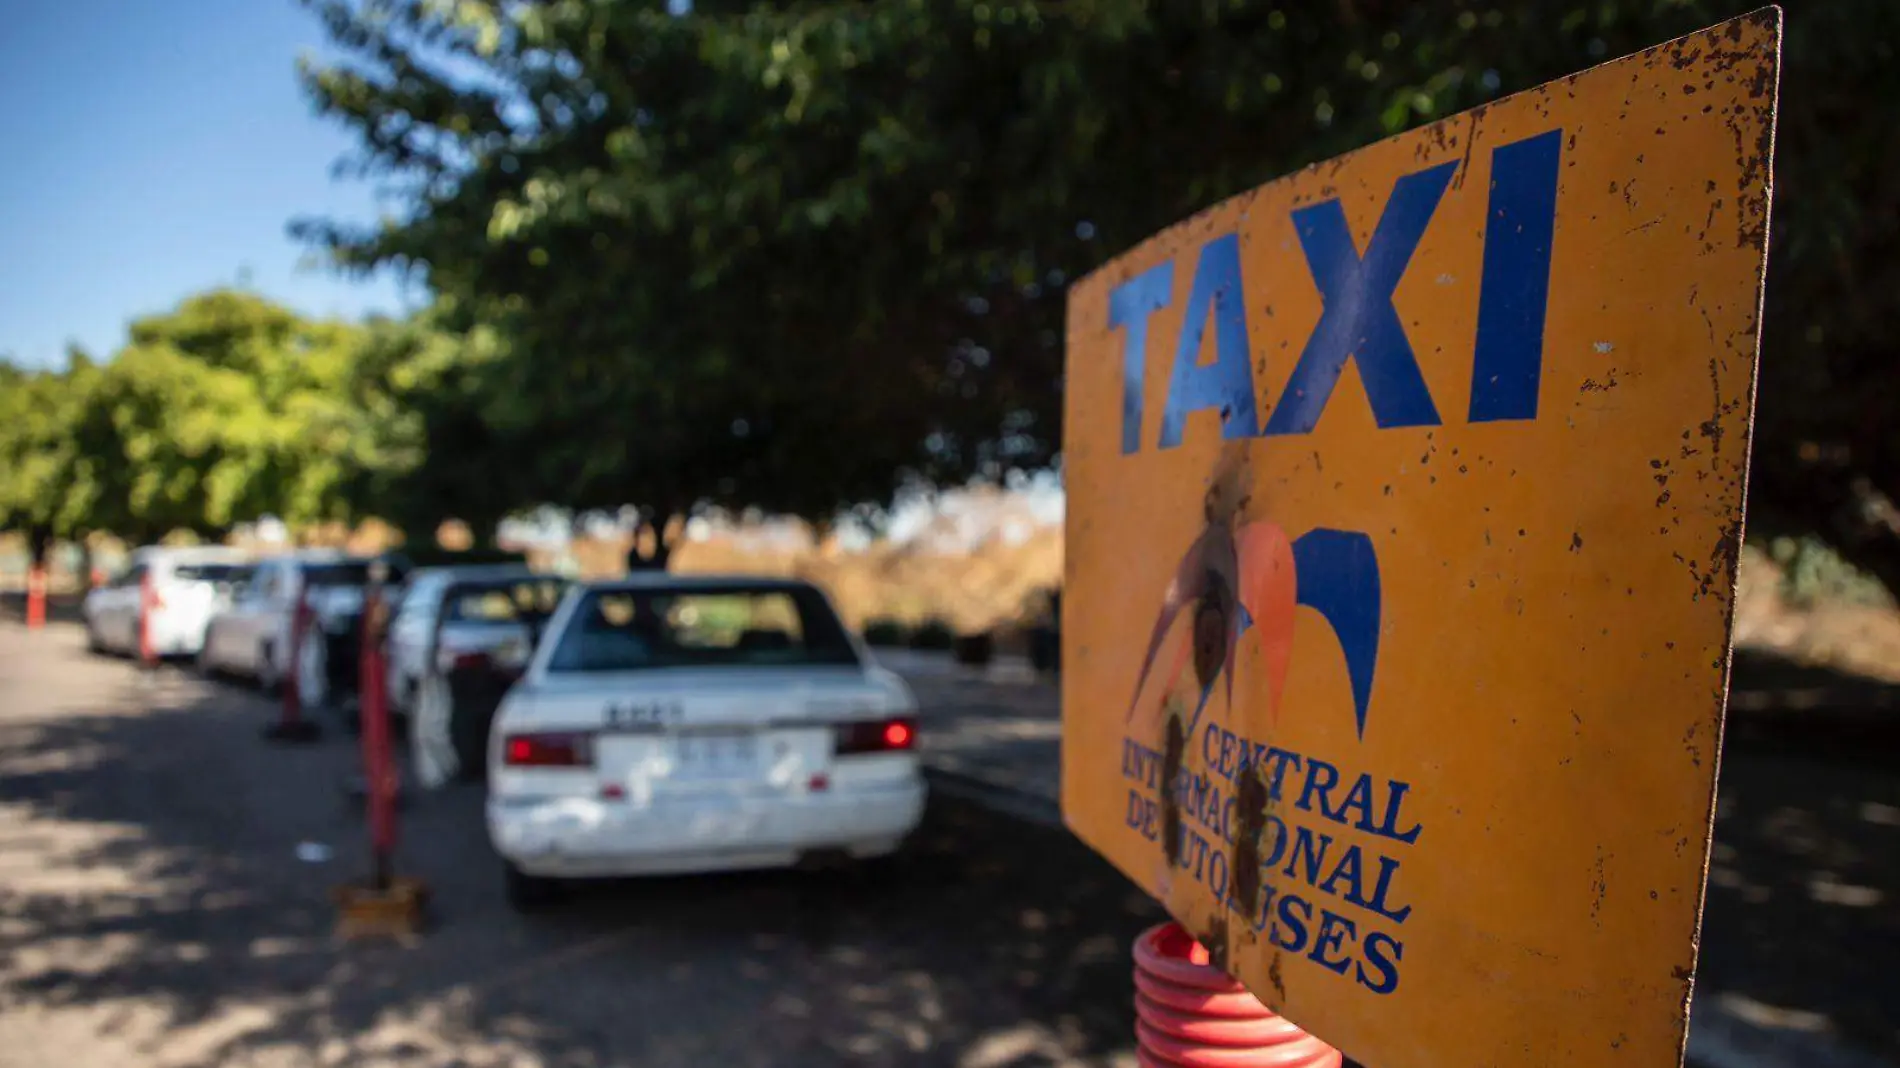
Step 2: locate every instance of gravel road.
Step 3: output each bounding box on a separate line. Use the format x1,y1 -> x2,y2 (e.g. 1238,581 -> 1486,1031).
0,626 -> 1162,1068
3,621 -> 1894,1067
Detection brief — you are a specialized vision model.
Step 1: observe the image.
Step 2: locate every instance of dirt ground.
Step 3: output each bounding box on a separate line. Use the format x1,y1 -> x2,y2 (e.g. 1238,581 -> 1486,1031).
0,626 -> 1166,1068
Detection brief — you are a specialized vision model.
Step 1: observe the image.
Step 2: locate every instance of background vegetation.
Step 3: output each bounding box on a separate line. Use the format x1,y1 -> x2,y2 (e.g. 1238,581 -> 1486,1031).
6,0 -> 1899,595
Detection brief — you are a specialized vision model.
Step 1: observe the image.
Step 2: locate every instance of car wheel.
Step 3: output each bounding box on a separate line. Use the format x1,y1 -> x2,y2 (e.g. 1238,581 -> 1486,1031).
297,628 -> 330,713
194,625 -> 219,677
85,620 -> 105,655
411,675 -> 456,789
256,640 -> 281,694
447,684 -> 492,784
504,862 -> 559,912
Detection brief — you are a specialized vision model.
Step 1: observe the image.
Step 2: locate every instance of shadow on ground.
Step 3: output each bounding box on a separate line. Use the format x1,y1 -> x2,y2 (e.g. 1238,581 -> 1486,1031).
0,629 -> 1161,1068
1693,650 -> 1900,1060
0,590 -> 86,626
2,625 -> 1897,1065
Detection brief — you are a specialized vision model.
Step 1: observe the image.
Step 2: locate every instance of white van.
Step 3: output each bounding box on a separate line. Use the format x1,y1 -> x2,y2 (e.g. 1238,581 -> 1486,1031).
83,546 -> 251,658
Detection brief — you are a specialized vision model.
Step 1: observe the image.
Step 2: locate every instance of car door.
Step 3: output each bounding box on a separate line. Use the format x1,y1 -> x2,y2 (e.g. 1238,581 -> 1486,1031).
202,567 -> 253,669
269,562 -> 309,677
262,561 -> 302,676
228,562 -> 281,673
112,561 -> 149,652
386,575 -> 442,712
82,566 -> 122,647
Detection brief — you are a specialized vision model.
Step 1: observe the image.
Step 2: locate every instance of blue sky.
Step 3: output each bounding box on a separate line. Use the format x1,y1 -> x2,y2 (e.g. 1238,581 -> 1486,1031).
0,0 -> 413,369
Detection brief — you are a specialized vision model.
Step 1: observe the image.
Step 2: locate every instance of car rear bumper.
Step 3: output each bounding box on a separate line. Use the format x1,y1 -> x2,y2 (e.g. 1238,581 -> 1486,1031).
487,778 -> 927,878
149,616 -> 208,656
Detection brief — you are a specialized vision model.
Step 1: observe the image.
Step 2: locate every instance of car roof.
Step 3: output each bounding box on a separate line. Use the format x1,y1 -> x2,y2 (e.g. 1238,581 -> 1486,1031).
580,573 -> 818,594
250,549 -> 345,564
410,563 -> 540,582
131,546 -> 248,565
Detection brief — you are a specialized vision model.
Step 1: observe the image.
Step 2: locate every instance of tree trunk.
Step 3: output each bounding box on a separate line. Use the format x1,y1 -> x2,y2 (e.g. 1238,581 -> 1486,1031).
625,511 -> 677,572
625,533 -> 672,571
26,526 -> 52,574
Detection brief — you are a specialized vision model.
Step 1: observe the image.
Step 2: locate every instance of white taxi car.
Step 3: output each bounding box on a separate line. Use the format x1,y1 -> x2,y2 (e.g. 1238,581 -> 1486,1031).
84,546 -> 250,658
487,575 -> 926,909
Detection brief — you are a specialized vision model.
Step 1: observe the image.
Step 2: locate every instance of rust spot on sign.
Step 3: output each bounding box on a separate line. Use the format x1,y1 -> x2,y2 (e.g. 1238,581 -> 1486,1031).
1230,764 -> 1272,921
1201,914 -> 1232,974
1160,709 -> 1187,866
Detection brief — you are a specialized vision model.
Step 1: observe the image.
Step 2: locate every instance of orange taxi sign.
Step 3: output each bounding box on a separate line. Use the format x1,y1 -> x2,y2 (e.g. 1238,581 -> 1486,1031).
1060,12 -> 1779,1067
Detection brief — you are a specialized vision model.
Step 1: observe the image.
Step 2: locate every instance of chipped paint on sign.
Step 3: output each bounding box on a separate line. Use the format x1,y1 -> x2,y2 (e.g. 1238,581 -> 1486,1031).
1060,12 -> 1779,1068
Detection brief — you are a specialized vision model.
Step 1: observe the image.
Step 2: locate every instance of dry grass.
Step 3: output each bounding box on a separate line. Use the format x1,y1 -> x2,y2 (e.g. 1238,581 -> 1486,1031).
551,527 -> 1064,636
11,524 -> 1900,678
1734,544 -> 1900,683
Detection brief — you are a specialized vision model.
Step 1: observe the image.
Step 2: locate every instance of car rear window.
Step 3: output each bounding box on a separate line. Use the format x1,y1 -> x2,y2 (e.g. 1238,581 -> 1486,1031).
304,563 -> 373,587
546,586 -> 859,673
174,563 -> 247,583
443,580 -> 567,623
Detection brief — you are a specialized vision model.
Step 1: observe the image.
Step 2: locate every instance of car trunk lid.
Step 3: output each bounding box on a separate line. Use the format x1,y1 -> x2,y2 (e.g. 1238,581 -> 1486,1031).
509,667 -> 891,800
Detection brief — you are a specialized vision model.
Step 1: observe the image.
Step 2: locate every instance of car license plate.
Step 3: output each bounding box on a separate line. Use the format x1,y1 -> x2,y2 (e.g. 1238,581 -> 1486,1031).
671,732 -> 758,779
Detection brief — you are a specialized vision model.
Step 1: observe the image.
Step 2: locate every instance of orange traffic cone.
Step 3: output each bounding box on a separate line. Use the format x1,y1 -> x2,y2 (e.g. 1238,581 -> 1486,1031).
24,567 -> 46,630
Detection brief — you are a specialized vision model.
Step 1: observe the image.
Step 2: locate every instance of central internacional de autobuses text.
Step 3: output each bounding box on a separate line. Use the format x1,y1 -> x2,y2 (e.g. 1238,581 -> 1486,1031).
1121,723 -> 1422,995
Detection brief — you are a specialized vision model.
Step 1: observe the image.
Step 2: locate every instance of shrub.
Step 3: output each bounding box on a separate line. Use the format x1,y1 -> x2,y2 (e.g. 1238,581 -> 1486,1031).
861,618 -> 909,647
909,618 -> 954,650
952,630 -> 994,666
1029,625 -> 1060,674
1770,535 -> 1895,609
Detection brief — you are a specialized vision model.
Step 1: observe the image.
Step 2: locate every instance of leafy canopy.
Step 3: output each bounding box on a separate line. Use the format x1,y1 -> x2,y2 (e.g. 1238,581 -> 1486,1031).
288,0 -> 1900,586
0,290 -> 460,552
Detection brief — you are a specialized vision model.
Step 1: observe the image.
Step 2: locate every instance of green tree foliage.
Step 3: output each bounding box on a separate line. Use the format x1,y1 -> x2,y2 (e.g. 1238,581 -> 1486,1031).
0,291 -> 455,553
341,309 -> 528,548
84,291 -> 384,540
0,351 -> 103,565
290,0 -> 1897,585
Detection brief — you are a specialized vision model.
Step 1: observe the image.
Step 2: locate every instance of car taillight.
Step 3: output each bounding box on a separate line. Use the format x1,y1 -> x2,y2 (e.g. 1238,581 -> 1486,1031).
835,716 -> 918,755
448,651 -> 491,672
503,731 -> 595,768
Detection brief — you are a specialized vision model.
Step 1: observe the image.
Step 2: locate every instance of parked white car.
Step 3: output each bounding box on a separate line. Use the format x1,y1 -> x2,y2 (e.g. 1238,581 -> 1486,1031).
389,567 -> 569,788
198,552 -> 381,707
487,575 -> 926,910
83,547 -> 250,658
385,564 -> 542,718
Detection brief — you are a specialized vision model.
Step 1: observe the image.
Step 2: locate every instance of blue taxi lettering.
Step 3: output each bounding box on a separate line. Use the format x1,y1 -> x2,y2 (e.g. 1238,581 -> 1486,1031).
1470,128 -> 1563,423
1108,128 -> 1562,450
1264,160 -> 1456,435
1157,233 -> 1259,447
1110,262 -> 1173,455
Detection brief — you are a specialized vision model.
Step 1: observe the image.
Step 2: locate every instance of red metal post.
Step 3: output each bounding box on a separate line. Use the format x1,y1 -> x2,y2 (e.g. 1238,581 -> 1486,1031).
24,566 -> 46,630
264,590 -> 321,742
1132,923 -> 1342,1068
358,584 -> 399,888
